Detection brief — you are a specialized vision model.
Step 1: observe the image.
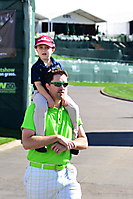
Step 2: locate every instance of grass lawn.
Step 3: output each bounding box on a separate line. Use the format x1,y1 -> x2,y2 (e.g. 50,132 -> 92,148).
69,82 -> 133,100
0,137 -> 16,146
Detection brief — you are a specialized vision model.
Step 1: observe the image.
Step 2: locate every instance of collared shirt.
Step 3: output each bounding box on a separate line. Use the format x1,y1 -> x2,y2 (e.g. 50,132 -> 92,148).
21,103 -> 82,165
31,57 -> 64,90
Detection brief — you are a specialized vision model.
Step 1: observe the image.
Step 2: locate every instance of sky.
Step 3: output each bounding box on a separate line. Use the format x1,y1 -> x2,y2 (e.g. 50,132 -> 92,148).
35,0 -> 133,23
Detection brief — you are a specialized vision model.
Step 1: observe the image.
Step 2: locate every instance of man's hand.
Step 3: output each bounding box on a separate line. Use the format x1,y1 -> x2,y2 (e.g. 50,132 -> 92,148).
61,98 -> 69,107
57,135 -> 75,150
51,143 -> 67,155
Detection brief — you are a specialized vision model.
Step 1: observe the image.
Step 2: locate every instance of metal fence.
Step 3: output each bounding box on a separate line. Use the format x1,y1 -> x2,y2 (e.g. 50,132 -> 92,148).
54,38 -> 133,62
55,58 -> 133,83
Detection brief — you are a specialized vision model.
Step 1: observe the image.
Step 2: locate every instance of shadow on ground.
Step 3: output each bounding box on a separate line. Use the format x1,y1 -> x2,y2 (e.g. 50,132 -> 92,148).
86,132 -> 133,147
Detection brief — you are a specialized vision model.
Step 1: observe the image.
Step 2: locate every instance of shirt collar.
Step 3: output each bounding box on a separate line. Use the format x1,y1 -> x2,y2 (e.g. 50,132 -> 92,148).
38,57 -> 55,68
38,57 -> 45,66
50,57 -> 56,66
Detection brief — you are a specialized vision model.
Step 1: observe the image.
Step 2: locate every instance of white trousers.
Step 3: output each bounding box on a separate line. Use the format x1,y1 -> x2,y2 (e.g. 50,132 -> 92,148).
24,164 -> 82,199
33,91 -> 79,139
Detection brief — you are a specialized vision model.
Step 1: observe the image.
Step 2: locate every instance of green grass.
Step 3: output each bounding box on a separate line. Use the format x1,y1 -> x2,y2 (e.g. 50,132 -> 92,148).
103,84 -> 133,100
69,82 -> 133,100
69,82 -> 109,87
52,54 -> 78,60
0,137 -> 16,145
36,54 -> 78,61
0,126 -> 20,146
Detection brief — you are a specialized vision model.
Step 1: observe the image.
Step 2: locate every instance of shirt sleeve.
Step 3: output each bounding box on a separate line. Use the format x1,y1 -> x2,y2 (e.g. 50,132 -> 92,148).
21,103 -> 36,131
31,64 -> 42,84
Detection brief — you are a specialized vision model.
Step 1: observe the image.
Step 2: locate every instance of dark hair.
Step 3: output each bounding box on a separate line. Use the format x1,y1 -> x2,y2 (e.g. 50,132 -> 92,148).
44,68 -> 68,92
45,68 -> 68,83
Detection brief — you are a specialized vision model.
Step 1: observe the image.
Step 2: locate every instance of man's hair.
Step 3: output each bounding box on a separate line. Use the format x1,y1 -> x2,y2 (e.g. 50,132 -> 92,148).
45,68 -> 68,83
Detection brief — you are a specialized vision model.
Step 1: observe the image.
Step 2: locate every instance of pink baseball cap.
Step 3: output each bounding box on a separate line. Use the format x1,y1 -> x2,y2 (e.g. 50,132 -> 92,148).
34,35 -> 55,48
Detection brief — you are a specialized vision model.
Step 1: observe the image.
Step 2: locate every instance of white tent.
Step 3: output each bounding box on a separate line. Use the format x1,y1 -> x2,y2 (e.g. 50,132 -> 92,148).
51,9 -> 106,32
35,13 -> 48,21
52,9 -> 106,24
35,9 -> 106,34
35,13 -> 50,33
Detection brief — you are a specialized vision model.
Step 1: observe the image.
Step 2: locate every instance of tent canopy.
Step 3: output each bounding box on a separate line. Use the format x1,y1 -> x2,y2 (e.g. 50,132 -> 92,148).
70,9 -> 106,23
52,9 -> 106,24
35,13 -> 48,21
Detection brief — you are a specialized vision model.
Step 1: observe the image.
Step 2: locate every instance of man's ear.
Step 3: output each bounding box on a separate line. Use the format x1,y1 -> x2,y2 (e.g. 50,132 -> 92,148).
45,83 -> 50,91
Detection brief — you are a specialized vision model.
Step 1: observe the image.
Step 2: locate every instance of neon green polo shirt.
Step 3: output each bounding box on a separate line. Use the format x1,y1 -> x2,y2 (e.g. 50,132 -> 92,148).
21,103 -> 82,165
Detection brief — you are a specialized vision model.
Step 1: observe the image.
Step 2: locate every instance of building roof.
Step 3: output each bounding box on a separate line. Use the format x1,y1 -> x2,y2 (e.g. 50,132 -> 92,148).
52,9 -> 106,24
35,13 -> 48,21
71,9 -> 106,23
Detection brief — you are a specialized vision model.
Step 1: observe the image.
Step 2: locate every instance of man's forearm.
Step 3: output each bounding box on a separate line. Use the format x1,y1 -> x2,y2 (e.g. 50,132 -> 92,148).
72,137 -> 88,150
72,125 -> 88,150
22,129 -> 74,150
22,129 -> 58,150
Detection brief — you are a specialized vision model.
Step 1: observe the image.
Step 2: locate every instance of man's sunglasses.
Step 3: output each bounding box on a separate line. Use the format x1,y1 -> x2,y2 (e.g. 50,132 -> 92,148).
48,82 -> 68,87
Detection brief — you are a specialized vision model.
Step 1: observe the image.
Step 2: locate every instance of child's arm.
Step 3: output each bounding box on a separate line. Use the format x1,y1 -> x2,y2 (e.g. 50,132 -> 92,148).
34,81 -> 55,108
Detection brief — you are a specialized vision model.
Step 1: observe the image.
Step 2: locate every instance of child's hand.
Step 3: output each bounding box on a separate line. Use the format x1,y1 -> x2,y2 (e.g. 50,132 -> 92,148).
47,97 -> 55,108
61,98 -> 69,107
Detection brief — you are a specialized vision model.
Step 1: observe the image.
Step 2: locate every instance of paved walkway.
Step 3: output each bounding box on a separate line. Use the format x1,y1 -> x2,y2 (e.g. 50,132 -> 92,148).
0,86 -> 133,199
